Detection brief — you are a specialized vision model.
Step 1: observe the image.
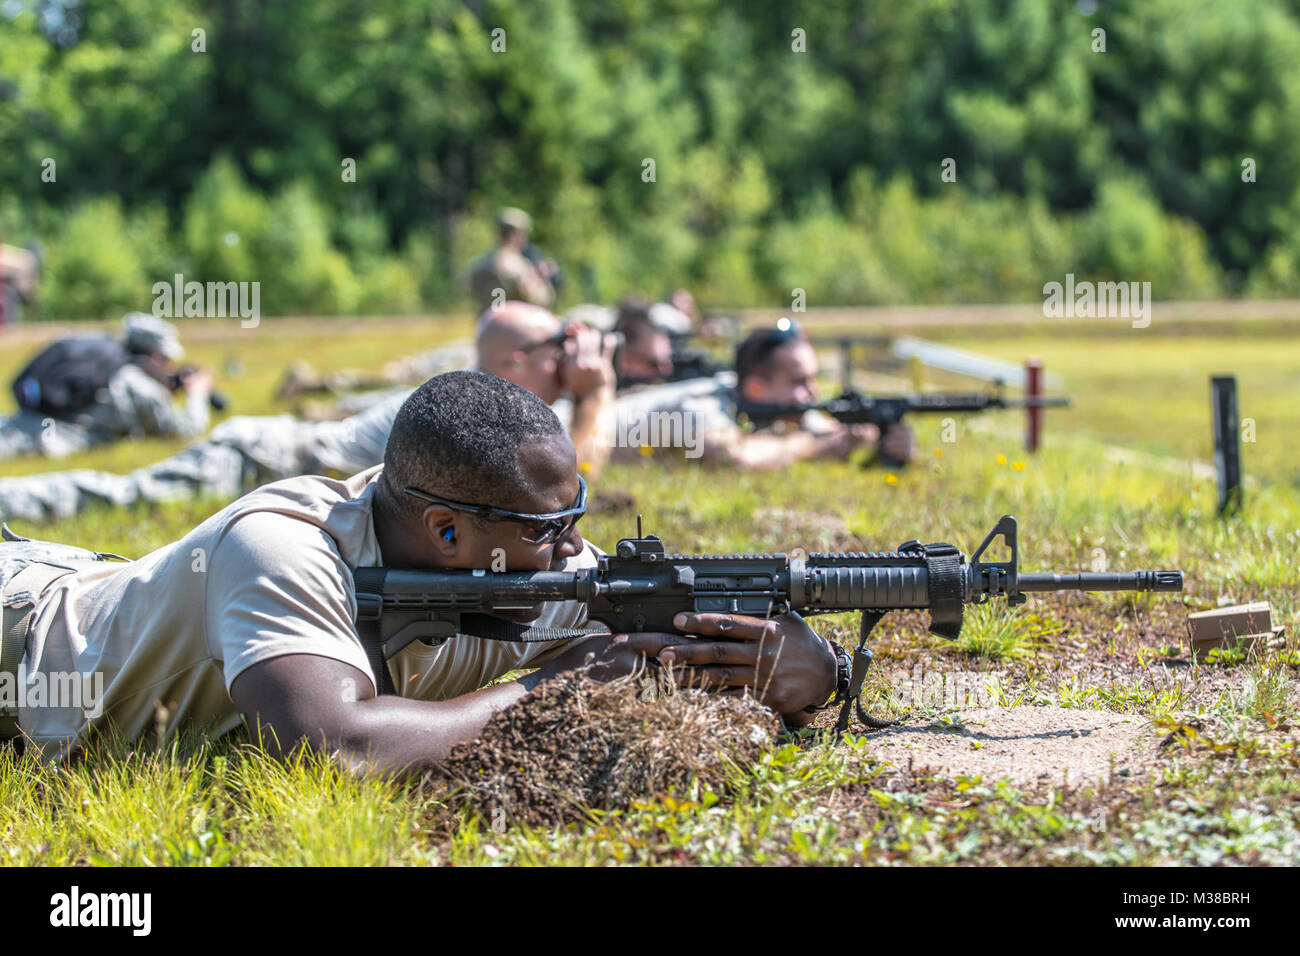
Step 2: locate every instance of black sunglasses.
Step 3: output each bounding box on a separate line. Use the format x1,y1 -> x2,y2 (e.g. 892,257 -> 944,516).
517,327 -> 569,354
403,474 -> 588,544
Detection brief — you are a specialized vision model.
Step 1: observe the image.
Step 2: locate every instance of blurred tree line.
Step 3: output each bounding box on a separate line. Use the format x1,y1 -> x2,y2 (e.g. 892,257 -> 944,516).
2,0 -> 1299,319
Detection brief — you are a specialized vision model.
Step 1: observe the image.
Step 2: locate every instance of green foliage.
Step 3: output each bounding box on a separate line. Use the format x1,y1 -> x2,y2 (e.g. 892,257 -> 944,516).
356,259 -> 423,315
4,0 -> 1300,317
182,156 -> 273,283
43,199 -> 155,319
1076,177 -> 1222,295
177,156 -> 420,315
1099,0 -> 1300,282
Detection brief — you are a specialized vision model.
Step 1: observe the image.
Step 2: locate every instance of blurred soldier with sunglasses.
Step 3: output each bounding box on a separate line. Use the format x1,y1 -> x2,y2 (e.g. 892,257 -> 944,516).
474,300 -> 619,478
611,318 -> 917,468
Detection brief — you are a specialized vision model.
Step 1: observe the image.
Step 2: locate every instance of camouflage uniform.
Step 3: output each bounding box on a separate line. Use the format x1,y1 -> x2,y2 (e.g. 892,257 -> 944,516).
0,335 -> 472,523
0,363 -> 209,461
469,247 -> 554,310
0,528 -> 114,587
0,389 -> 406,524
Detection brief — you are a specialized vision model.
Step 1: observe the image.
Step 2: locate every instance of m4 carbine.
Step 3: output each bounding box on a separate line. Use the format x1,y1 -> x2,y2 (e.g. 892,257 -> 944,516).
353,515 -> 1182,731
736,388 -> 1071,467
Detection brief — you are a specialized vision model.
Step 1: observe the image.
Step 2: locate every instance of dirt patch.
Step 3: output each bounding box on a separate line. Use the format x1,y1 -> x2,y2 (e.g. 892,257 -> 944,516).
751,508 -> 862,552
440,673 -> 779,828
864,706 -> 1158,787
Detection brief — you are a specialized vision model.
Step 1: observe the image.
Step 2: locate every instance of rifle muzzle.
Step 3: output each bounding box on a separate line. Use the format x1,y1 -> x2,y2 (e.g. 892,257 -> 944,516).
1016,570 -> 1184,592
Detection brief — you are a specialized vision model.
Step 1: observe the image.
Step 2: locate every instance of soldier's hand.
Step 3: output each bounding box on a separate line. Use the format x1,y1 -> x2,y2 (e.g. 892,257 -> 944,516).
879,423 -> 917,464
658,612 -> 837,715
814,422 -> 878,460
183,368 -> 214,395
560,324 -> 617,400
537,630 -> 679,683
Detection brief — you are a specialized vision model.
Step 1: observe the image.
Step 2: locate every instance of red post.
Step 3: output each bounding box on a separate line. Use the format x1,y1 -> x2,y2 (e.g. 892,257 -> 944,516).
1025,357 -> 1043,453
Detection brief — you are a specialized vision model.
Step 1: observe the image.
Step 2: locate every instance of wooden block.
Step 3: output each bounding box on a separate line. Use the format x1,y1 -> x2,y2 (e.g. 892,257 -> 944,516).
1186,602 -> 1274,660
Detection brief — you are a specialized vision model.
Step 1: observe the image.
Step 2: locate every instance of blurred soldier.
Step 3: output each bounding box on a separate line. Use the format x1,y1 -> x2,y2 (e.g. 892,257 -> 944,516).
278,286 -> 686,403
612,295 -> 676,389
0,313 -> 214,461
0,303 -> 617,522
609,320 -> 917,469
475,301 -> 617,476
468,207 -> 559,311
612,292 -> 736,388
0,242 -> 40,325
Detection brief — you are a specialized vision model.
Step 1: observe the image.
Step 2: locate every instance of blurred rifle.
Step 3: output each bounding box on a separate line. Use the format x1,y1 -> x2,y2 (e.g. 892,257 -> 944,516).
735,387 -> 1071,467
167,365 -> 230,412
667,348 -> 728,381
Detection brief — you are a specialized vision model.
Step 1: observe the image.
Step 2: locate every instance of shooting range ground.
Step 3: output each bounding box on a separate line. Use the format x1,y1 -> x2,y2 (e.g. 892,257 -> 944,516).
0,309 -> 1297,866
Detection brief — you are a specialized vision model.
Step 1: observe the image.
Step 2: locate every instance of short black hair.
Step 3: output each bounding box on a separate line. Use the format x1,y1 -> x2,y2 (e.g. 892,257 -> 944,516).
734,323 -> 808,386
614,294 -> 660,346
382,370 -> 569,517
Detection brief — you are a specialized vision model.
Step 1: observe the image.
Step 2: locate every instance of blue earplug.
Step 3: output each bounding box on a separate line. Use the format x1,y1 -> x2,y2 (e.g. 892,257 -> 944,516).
442,527 -> 454,542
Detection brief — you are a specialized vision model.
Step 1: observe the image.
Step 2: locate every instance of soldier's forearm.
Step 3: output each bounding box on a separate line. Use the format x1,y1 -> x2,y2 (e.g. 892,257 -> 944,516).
335,680 -> 537,775
715,430 -> 823,470
568,385 -> 615,479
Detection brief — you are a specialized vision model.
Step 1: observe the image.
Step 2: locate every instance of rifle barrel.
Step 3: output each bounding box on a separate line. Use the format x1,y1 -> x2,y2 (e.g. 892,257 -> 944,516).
1002,396 -> 1071,408
1017,571 -> 1184,592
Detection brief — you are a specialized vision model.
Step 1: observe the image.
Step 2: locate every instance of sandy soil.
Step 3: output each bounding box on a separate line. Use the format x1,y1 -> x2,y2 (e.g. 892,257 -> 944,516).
865,706 -> 1157,786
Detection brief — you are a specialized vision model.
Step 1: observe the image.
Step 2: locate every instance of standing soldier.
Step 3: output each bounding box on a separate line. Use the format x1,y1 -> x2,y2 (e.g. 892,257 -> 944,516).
469,207 -> 559,311
0,241 -> 40,326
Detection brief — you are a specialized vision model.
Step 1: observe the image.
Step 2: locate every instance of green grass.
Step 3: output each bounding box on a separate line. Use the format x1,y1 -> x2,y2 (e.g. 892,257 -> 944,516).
955,604 -> 1063,662
925,320 -> 1300,490
0,312 -> 1297,865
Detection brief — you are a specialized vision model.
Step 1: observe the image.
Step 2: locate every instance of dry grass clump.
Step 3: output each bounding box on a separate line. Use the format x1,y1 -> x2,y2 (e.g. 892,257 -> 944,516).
440,672 -> 779,828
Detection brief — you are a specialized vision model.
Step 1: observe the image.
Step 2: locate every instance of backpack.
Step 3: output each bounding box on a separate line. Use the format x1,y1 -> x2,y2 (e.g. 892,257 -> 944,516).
10,335 -> 132,418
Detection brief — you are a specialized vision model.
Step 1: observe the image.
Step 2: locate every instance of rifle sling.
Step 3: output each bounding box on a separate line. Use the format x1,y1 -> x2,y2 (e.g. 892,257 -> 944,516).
920,543 -> 965,641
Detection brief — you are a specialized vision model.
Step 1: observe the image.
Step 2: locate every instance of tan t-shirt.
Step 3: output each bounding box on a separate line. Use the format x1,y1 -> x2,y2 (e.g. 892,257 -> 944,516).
16,466 -> 595,761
